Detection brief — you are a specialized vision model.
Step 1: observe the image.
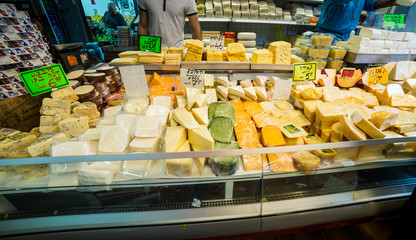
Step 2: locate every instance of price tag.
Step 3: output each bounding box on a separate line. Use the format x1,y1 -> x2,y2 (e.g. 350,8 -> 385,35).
383,14 -> 406,29
272,79 -> 293,100
138,35 -> 162,53
180,68 -> 205,89
293,62 -> 317,81
367,66 -> 388,86
119,65 -> 149,96
19,63 -> 69,96
209,36 -> 225,51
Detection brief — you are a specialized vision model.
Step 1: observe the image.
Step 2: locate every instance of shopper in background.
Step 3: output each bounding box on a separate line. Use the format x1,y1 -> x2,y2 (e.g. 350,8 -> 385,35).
102,2 -> 127,30
317,0 -> 414,42
137,0 -> 202,48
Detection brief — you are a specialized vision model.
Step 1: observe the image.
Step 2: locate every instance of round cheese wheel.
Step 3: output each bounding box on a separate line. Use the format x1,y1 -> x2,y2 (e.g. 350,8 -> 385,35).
66,70 -> 85,83
112,74 -> 122,86
85,69 -> 97,74
74,85 -> 97,101
237,32 -> 256,40
93,82 -> 107,92
100,88 -> 111,99
237,40 -> 256,48
97,66 -> 116,76
69,80 -> 81,89
85,73 -> 106,83
88,92 -> 103,106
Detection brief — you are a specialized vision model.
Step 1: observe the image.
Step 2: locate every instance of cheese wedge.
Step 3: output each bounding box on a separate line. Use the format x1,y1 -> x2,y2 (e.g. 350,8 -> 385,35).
166,141 -> 193,176
204,74 -> 215,87
303,100 -> 323,120
186,87 -> 202,110
229,86 -> 246,99
255,86 -> 267,102
371,111 -> 398,130
244,86 -> 257,101
351,111 -> 386,139
165,126 -> 187,152
188,125 -> 214,151
255,76 -> 268,87
172,108 -> 200,129
205,88 -> 217,104
216,85 -> 229,99
191,107 -> 209,126
402,79 -> 416,93
339,115 -> 367,141
216,76 -> 229,86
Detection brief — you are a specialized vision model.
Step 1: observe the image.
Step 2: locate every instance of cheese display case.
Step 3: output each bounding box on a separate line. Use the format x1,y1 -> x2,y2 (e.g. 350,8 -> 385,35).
1,64 -> 416,239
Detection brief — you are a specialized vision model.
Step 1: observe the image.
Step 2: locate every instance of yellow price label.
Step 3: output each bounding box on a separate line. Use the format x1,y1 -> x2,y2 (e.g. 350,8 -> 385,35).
293,62 -> 317,81
368,66 -> 388,86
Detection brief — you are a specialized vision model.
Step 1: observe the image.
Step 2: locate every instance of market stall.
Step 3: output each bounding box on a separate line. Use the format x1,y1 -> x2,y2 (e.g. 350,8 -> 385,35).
1,1 -> 416,239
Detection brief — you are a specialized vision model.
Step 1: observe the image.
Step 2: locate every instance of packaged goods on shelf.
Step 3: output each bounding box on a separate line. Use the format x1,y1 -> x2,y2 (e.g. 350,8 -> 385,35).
311,33 -> 334,48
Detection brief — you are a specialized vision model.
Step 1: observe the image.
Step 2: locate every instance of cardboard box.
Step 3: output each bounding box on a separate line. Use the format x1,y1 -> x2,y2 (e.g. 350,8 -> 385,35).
0,93 -> 45,132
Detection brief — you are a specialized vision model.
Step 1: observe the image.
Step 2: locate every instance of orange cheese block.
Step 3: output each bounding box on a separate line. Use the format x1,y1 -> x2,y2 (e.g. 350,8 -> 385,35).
252,111 -> 276,129
267,152 -> 296,172
230,100 -> 245,113
242,143 -> 268,171
235,111 -> 252,122
234,119 -> 260,149
148,72 -> 163,87
261,125 -> 286,147
243,101 -> 263,116
163,76 -> 175,85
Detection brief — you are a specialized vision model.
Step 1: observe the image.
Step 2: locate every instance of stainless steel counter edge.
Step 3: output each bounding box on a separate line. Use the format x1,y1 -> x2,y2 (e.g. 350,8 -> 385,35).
2,136 -> 415,166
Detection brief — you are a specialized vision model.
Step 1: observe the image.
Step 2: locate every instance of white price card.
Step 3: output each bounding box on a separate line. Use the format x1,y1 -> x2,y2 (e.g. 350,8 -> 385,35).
272,78 -> 293,100
118,65 -> 149,97
209,36 -> 225,51
180,68 -> 205,89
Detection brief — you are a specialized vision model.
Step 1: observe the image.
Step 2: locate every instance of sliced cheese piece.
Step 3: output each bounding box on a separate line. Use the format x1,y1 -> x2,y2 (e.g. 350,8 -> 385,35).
254,86 -> 267,102
191,107 -> 209,126
371,111 -> 398,130
129,137 -> 160,153
351,111 -> 386,139
339,115 -> 367,141
244,86 -> 257,101
389,94 -> 416,108
172,108 -> 200,129
165,126 -> 186,152
99,126 -> 131,153
194,94 -> 208,108
186,87 -> 202,110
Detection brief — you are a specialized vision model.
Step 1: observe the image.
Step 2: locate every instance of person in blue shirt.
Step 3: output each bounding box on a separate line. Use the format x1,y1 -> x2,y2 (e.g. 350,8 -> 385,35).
317,0 -> 412,41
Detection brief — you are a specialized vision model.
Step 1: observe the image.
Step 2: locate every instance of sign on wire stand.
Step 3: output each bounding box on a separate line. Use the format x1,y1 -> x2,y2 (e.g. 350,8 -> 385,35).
293,62 -> 317,81
180,68 -> 205,89
138,35 -> 162,53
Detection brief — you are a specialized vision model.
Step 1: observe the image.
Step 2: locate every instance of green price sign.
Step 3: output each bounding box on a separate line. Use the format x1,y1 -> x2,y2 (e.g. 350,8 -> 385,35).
19,63 -> 69,96
138,35 -> 162,53
383,14 -> 406,29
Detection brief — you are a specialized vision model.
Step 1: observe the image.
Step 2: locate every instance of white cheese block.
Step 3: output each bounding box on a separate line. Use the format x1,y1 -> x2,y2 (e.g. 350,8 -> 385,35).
188,125 -> 214,151
78,162 -> 118,186
135,116 -> 162,137
166,140 -> 193,176
103,106 -> 122,118
359,28 -> 381,39
370,40 -> 384,49
129,137 -> 160,153
389,49 -> 397,54
165,126 -> 187,152
52,141 -> 91,157
186,87 -> 202,110
379,30 -> 389,40
204,74 -> 215,87
172,108 -> 200,129
237,32 -> 256,40
205,88 -> 217,104
386,31 -> 399,41
398,41 -> 408,50
389,61 -> 411,80
347,44 -> 368,53
237,40 -> 256,48
194,94 -> 207,108
348,35 -> 370,46
176,95 -> 187,109
98,126 -> 131,153
116,114 -> 138,137
146,105 -> 170,125
78,128 -> 102,141
384,40 -> 394,49
119,160 -> 150,180
152,96 -> 172,110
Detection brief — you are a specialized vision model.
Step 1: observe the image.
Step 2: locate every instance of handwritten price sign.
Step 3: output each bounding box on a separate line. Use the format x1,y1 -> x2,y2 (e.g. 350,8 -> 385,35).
19,63 -> 69,96
210,36 -> 225,51
180,68 -> 205,89
367,66 -> 388,86
139,35 -> 162,53
383,14 -> 405,29
293,62 -> 317,81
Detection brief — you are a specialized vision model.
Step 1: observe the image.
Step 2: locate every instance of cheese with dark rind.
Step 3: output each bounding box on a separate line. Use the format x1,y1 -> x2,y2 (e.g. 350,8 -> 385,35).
74,85 -> 98,101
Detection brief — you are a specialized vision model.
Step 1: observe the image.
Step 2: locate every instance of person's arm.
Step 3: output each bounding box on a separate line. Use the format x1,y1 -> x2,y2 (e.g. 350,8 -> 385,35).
373,0 -> 399,10
188,14 -> 202,40
138,9 -> 149,35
